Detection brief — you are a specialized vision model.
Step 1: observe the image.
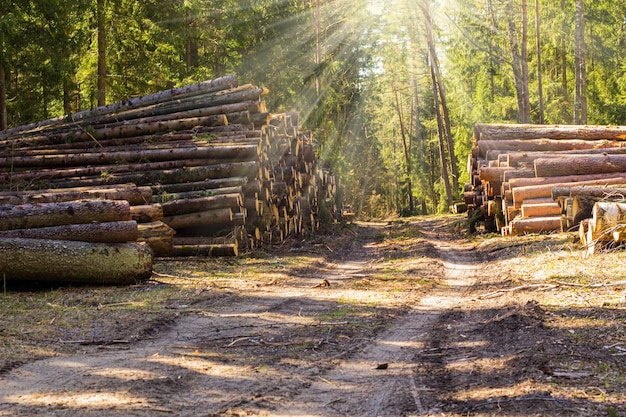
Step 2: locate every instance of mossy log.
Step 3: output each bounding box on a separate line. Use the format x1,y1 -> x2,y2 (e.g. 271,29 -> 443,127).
0,238 -> 153,284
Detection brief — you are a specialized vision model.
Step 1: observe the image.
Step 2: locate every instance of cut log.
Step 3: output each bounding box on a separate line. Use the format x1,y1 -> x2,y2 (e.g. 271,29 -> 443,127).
589,202 -> 626,235
534,155 -> 626,177
521,202 -> 562,218
0,144 -> 260,168
474,123 -> 626,141
0,238 -> 152,284
130,204 -> 164,223
0,184 -> 152,205
508,216 -> 563,235
475,139 -> 626,157
0,200 -> 131,231
150,177 -> 247,194
137,221 -> 176,256
162,207 -> 234,230
160,193 -> 243,217
0,220 -> 138,243
152,186 -> 244,204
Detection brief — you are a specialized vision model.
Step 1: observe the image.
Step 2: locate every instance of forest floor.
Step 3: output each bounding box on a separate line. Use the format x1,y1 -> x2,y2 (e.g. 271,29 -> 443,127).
0,214 -> 625,416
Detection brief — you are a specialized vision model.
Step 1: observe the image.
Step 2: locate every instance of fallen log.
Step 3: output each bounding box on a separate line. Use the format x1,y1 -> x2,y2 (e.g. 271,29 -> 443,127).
0,200 -> 131,231
162,207 -> 234,230
0,238 -> 153,284
0,220 -> 139,243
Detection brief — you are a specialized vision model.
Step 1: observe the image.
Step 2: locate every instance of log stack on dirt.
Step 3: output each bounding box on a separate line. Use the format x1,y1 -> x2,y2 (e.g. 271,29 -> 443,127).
0,75 -> 341,282
466,124 -> 626,249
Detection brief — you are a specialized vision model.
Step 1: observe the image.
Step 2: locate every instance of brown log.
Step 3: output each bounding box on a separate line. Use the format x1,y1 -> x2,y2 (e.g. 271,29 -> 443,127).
506,148 -> 626,167
151,177 -> 247,194
162,207 -> 234,230
521,202 -> 562,218
508,216 -> 563,235
512,176 -> 626,209
0,184 -> 152,205
534,155 -> 626,177
474,123 -> 626,141
478,166 -> 518,182
552,185 -> 626,200
152,186 -> 244,204
509,172 -> 626,189
475,139 -> 626,157
0,200 -> 131,231
160,193 -> 243,217
0,238 -> 152,284
0,144 -> 259,168
0,220 -> 139,243
40,161 -> 260,189
130,204 -> 164,223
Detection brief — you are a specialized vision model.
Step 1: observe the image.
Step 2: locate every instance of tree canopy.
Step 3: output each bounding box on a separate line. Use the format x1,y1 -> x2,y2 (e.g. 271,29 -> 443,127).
2,0 -> 626,217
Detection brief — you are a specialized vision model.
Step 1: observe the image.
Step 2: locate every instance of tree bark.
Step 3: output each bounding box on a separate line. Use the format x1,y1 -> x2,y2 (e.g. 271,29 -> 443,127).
160,193 -> 243,217
521,202 -> 561,218
130,204 -> 164,223
535,0 -> 544,124
0,238 -> 152,284
509,216 -> 562,235
0,62 -> 6,131
476,139 -> 626,157
162,207 -> 234,230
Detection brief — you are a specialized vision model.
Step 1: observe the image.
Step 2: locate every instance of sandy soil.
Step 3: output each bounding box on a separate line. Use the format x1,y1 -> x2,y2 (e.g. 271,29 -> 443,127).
0,216 -> 624,416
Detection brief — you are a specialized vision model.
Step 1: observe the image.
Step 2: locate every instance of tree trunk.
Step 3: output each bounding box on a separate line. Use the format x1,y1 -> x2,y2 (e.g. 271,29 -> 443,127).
0,220 -> 138,243
0,199 -> 131,230
162,207 -> 234,230
429,59 -> 453,207
0,62 -> 6,131
0,238 -> 152,284
521,202 -> 561,218
130,204 -> 164,223
574,0 -> 587,124
97,0 -> 106,107
392,86 -> 414,213
507,0 -> 531,124
535,0 -> 544,124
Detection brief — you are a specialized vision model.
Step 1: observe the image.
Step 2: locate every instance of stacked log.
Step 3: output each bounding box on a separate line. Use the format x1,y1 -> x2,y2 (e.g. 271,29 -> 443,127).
0,75 -> 341,282
466,123 -> 626,239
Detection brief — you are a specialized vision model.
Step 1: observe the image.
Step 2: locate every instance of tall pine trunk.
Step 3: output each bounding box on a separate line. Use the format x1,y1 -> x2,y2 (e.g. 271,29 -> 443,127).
97,0 -> 107,107
0,63 -> 6,131
507,0 -> 531,124
429,63 -> 453,208
393,87 -> 414,214
574,0 -> 587,124
535,0 -> 544,124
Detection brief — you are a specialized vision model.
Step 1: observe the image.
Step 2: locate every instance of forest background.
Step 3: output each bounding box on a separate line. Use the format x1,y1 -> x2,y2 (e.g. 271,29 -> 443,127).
1,0 -> 623,217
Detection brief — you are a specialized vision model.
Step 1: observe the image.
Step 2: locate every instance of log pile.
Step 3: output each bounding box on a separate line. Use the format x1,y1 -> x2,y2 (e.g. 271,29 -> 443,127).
0,75 -> 341,282
466,124 -> 626,250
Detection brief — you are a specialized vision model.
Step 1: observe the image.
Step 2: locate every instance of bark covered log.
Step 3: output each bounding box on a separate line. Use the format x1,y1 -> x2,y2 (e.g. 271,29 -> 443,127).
0,220 -> 138,243
0,238 -> 153,284
475,123 -> 626,141
0,199 -> 131,230
534,154 -> 626,177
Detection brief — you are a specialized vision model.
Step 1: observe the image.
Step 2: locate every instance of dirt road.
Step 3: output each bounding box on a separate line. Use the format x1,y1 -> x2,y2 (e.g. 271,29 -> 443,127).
1,216 -> 624,416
